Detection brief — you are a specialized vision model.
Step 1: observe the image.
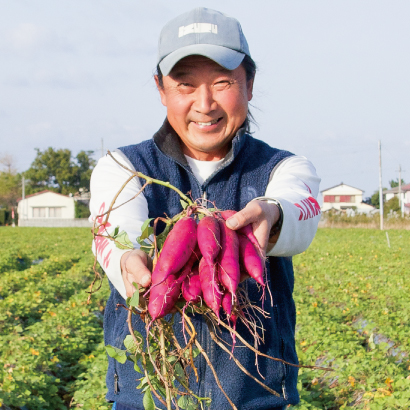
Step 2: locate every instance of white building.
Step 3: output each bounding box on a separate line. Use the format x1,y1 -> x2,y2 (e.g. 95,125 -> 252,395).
17,190 -> 90,227
384,183 -> 410,215
321,183 -> 375,214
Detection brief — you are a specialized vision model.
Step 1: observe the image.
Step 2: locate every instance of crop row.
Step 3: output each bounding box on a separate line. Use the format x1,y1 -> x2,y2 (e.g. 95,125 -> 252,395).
0,274 -> 109,408
291,229 -> 410,409
0,258 -> 98,336
0,255 -> 77,298
0,228 -> 111,410
1,227 -> 409,409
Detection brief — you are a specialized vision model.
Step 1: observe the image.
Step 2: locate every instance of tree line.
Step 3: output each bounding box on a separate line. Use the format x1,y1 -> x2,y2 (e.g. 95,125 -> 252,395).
0,148 -> 96,224
0,148 -> 406,224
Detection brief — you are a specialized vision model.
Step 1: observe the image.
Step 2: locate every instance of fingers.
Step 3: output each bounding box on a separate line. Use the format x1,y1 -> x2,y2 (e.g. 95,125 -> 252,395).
121,249 -> 153,297
225,201 -> 264,230
225,200 -> 280,253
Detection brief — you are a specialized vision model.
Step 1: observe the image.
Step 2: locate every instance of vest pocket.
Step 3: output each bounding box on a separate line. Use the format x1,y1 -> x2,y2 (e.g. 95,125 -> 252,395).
273,304 -> 289,399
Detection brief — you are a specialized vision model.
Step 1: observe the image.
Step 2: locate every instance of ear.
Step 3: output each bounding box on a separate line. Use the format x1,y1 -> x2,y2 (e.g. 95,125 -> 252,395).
246,77 -> 254,101
154,75 -> 167,107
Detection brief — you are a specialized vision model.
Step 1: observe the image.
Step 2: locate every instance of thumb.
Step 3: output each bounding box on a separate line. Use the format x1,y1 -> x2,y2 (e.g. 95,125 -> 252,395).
225,202 -> 261,230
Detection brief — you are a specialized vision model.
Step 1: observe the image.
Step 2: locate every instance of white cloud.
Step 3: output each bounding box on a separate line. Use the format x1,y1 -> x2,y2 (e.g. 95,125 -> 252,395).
2,23 -> 74,55
3,67 -> 97,90
8,23 -> 46,50
27,122 -> 52,134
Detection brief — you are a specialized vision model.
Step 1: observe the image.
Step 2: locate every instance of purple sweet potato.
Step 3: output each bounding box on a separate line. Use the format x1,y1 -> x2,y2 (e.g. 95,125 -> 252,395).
151,216 -> 197,285
221,291 -> 233,317
182,265 -> 202,304
198,257 -> 223,317
217,219 -> 240,295
148,273 -> 184,320
197,215 -> 221,268
238,234 -> 265,286
219,209 -> 262,255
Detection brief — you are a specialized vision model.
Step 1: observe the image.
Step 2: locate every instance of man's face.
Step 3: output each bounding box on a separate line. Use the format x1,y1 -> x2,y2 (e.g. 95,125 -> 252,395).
156,55 -> 254,161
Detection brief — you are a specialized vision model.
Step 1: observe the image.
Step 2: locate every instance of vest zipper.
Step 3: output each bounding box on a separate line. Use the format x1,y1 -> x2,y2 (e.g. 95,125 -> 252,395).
282,379 -> 288,400
114,372 -> 119,395
201,191 -> 207,207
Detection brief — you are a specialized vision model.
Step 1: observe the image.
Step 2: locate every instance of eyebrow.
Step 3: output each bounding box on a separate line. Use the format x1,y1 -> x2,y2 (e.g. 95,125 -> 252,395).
169,66 -> 232,79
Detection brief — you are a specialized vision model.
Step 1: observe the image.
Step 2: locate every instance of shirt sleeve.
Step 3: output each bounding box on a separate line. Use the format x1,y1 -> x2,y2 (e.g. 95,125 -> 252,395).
89,150 -> 149,299
264,155 -> 321,257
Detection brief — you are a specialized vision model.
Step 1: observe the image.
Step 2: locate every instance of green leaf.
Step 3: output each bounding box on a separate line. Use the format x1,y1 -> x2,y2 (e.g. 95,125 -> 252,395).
133,361 -> 142,374
145,360 -> 154,374
128,285 -> 140,307
114,230 -> 134,250
127,354 -> 143,373
156,223 -> 172,251
143,389 -> 155,410
133,330 -> 143,343
137,237 -> 154,252
183,347 -> 200,360
178,396 -> 197,410
197,213 -> 206,221
192,347 -> 200,358
105,345 -> 127,364
124,335 -> 137,353
177,396 -> 189,409
180,199 -> 189,209
137,376 -> 148,390
151,378 -> 167,397
113,226 -> 120,237
174,362 -> 185,380
167,355 -> 178,364
139,218 -> 154,240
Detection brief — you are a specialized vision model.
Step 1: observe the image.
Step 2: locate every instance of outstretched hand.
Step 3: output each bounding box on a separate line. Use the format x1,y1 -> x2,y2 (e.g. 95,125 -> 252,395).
120,249 -> 153,298
225,200 -> 281,255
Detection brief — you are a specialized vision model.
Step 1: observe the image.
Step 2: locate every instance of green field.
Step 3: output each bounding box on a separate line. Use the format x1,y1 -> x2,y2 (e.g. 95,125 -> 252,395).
0,228 -> 409,409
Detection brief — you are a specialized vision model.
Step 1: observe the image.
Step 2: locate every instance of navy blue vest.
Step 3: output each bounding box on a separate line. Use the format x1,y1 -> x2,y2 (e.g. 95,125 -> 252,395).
104,121 -> 300,409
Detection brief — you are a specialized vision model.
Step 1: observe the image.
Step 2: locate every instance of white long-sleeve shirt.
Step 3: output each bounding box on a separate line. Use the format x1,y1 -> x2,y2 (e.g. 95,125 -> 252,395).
89,150 -> 321,299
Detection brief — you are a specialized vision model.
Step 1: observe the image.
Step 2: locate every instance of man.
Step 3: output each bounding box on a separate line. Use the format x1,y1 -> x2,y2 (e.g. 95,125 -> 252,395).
90,7 -> 321,410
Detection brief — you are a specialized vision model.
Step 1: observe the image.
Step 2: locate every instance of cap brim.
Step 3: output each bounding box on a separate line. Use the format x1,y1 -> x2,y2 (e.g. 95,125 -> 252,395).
159,44 -> 245,76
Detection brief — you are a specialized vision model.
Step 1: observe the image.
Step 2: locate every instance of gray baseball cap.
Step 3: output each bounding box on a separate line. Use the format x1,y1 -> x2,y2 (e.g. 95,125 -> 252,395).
158,7 -> 251,76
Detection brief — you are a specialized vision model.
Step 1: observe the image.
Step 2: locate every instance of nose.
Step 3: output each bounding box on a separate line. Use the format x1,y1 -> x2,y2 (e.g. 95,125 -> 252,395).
192,84 -> 217,114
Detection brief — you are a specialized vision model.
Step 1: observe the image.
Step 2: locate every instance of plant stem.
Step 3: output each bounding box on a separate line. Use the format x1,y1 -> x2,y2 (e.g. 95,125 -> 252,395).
108,150 -> 193,206
177,308 -> 237,410
205,318 -> 281,398
159,321 -> 172,410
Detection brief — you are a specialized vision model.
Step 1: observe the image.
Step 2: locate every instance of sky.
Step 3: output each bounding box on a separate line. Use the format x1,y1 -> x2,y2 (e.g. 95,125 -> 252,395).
1,0 -> 409,200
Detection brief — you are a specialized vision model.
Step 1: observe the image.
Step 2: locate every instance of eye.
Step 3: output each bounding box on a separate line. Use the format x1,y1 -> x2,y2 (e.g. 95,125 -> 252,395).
177,82 -> 195,94
213,80 -> 233,91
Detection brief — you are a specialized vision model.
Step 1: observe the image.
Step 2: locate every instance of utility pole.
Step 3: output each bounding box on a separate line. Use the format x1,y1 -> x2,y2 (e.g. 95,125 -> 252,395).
399,165 -> 403,217
378,140 -> 384,230
398,164 -> 402,217
22,176 -> 26,221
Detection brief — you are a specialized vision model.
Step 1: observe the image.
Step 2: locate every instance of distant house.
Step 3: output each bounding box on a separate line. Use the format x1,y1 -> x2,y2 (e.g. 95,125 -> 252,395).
321,183 -> 375,214
384,183 -> 410,215
17,190 -> 91,227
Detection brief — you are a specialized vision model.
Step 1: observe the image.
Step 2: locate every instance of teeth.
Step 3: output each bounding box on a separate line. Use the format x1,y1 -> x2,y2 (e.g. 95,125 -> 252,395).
196,119 -> 219,126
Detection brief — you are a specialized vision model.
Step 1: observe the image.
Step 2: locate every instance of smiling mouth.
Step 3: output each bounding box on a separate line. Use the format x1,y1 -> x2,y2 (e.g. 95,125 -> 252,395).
193,118 -> 222,127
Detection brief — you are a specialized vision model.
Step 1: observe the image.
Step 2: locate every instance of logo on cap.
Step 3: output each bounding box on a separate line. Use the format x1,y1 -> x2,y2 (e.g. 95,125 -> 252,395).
178,23 -> 218,38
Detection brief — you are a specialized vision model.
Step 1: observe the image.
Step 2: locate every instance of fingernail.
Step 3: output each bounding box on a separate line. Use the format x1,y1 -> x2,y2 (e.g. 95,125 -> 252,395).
226,217 -> 238,229
141,274 -> 151,286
